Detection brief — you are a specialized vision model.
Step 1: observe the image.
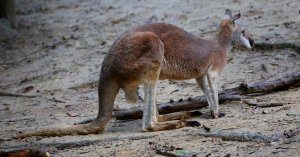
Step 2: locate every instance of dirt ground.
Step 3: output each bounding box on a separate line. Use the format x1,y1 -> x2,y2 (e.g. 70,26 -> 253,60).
0,0 -> 300,156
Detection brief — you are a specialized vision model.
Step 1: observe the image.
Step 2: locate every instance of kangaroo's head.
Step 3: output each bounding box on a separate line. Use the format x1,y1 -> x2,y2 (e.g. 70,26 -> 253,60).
221,9 -> 254,49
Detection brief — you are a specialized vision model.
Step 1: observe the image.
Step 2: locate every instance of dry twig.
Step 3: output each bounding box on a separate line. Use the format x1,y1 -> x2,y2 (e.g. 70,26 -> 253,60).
243,99 -> 284,108
0,91 -> 36,98
193,128 -> 277,143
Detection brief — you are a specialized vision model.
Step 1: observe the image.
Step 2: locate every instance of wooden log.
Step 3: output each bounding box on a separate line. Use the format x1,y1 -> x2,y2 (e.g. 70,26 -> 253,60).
1,133 -> 158,150
253,42 -> 300,53
114,70 -> 300,120
114,95 -> 242,120
0,92 -> 36,98
243,99 -> 284,108
226,70 -> 300,95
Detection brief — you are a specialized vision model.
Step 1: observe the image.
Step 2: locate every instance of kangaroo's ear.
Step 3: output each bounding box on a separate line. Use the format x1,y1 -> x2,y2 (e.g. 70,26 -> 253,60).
231,11 -> 241,22
222,9 -> 232,20
225,9 -> 232,17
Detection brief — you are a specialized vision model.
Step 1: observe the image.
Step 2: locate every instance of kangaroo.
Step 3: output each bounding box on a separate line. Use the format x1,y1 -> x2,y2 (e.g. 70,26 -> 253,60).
15,9 -> 253,138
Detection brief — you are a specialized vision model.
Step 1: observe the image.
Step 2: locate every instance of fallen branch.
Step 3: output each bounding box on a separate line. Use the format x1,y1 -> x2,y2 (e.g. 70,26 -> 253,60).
284,127 -> 300,138
253,42 -> 300,53
0,91 -> 66,104
222,70 -> 300,95
193,128 -> 277,143
114,70 -> 300,120
3,126 -> 299,151
192,126 -> 300,144
156,149 -> 196,157
0,116 -> 35,123
156,149 -> 179,157
0,91 -> 36,98
1,133 -> 158,150
46,98 -> 66,103
286,112 -> 300,116
283,137 -> 300,144
243,99 -> 284,108
69,81 -> 98,91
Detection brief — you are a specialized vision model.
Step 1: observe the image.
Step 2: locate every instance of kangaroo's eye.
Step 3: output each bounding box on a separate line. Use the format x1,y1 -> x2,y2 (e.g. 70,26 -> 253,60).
241,30 -> 245,35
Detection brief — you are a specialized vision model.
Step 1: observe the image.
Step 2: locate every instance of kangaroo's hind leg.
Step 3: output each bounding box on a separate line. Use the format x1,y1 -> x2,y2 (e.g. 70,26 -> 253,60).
143,77 -> 201,131
142,70 -> 188,131
141,49 -> 200,130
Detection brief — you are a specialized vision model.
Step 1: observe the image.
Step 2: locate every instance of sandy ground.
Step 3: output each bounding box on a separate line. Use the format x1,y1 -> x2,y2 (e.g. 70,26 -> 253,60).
0,0 -> 300,156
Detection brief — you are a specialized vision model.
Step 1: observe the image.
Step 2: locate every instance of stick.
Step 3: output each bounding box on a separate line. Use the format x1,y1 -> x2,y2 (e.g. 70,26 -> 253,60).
194,126 -> 300,144
0,116 -> 35,123
284,127 -> 300,138
283,137 -> 300,144
0,91 -> 66,104
1,133 -> 158,150
243,99 -> 284,108
253,42 -> 300,53
114,70 -> 300,120
156,149 -> 181,157
46,98 -> 66,103
0,92 -> 36,98
3,127 -> 298,151
193,128 -> 277,143
156,149 -> 196,157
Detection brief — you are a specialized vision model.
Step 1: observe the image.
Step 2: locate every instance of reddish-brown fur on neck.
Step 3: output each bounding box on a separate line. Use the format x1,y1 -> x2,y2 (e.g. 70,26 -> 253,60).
220,19 -> 232,27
